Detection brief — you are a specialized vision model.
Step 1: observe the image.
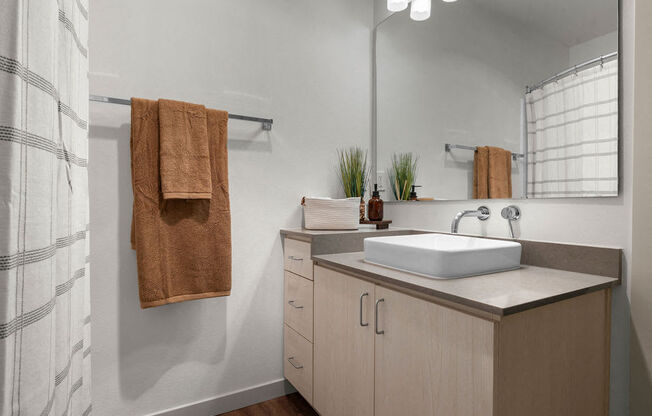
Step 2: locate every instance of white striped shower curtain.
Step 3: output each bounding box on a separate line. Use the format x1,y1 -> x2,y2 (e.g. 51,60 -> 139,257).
0,1 -> 92,415
526,59 -> 618,198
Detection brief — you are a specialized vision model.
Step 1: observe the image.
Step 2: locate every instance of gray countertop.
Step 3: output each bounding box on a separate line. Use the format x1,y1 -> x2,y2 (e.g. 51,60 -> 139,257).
312,251 -> 618,316
280,226 -> 417,238
280,227 -> 429,256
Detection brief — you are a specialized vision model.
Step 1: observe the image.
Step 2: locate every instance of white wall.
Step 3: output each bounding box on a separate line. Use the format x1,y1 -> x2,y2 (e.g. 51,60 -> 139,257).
383,2 -> 633,414
88,1 -> 373,415
375,1 -> 569,200
374,0 -> 393,25
570,30 -> 619,66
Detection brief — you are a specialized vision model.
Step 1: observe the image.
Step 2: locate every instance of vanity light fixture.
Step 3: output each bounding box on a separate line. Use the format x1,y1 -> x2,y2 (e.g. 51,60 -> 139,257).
410,0 -> 431,21
388,0 -> 457,22
387,0 -> 409,12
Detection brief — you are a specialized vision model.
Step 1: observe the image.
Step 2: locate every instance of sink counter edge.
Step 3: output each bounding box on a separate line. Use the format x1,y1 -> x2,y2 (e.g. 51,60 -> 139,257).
312,251 -> 618,317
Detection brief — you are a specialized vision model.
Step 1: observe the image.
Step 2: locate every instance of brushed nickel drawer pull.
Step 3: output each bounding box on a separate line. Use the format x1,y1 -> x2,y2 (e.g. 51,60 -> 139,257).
287,255 -> 304,261
360,292 -> 369,327
288,300 -> 304,309
287,356 -> 303,369
375,298 -> 385,335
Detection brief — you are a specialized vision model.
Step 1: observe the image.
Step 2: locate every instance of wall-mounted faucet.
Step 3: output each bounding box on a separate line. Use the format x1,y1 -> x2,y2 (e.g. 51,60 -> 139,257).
501,205 -> 521,238
451,206 -> 490,234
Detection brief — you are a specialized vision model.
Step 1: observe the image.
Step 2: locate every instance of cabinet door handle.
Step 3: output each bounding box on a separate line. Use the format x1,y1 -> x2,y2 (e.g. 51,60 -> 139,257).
288,300 -> 304,309
287,255 -> 304,261
359,292 -> 369,327
287,356 -> 303,369
375,298 -> 385,335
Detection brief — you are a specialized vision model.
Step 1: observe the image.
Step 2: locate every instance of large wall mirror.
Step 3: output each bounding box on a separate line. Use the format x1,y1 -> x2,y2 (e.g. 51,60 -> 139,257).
374,0 -> 619,201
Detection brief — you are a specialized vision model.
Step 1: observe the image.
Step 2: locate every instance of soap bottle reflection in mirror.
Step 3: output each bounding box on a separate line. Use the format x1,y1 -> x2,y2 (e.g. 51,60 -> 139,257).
368,184 -> 384,221
409,185 -> 422,201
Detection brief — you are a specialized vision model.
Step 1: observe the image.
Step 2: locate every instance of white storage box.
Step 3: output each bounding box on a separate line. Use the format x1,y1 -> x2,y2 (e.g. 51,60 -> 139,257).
302,197 -> 360,230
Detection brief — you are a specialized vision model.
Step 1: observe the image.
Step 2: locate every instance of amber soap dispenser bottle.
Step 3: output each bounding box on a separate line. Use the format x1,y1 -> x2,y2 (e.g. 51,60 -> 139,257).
368,184 -> 384,221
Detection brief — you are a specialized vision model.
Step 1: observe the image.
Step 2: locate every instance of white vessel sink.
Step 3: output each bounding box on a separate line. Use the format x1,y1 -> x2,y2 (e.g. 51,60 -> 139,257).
364,234 -> 522,279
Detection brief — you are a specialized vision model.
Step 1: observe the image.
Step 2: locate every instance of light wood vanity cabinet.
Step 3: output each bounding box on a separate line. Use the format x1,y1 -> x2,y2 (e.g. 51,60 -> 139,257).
311,264 -> 610,416
282,234 -> 611,416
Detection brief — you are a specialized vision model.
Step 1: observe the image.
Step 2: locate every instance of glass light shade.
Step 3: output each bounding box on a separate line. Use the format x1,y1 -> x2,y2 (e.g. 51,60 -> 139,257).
410,0 -> 431,21
387,0 -> 409,12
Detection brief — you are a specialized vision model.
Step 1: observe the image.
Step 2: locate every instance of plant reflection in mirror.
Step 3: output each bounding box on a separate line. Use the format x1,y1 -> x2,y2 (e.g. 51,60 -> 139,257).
388,153 -> 418,200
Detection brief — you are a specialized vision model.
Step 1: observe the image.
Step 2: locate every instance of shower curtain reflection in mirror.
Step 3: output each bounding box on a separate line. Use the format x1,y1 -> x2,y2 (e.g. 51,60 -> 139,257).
526,57 -> 619,198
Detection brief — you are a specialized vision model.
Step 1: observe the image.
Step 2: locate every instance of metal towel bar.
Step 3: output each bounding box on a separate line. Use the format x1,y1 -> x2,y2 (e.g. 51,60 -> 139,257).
445,143 -> 524,161
89,94 -> 273,131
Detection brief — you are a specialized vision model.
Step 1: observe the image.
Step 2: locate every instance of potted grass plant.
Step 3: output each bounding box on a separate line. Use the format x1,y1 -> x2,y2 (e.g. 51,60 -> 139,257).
388,152 -> 418,201
337,147 -> 369,221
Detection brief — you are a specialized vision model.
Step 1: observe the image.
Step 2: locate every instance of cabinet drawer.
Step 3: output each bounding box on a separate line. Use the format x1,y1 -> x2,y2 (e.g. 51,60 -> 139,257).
284,238 -> 313,280
284,324 -> 313,404
284,271 -> 314,342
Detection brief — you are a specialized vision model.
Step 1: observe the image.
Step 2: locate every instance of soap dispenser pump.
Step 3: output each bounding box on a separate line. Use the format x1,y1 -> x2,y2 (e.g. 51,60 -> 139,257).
368,184 -> 384,221
409,185 -> 422,201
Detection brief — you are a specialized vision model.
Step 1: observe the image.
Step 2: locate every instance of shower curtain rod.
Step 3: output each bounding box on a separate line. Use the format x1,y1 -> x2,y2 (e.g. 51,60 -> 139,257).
526,51 -> 618,94
89,95 -> 274,131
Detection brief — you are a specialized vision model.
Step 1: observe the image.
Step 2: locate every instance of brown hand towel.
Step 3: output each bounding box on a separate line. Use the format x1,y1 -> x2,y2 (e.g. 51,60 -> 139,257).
487,146 -> 512,199
473,146 -> 512,199
130,98 -> 231,308
159,99 -> 212,199
473,146 -> 489,199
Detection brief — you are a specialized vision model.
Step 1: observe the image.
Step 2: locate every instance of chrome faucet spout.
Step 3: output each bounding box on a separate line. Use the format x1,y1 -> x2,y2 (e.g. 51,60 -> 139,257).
451,210 -> 478,233
451,206 -> 490,233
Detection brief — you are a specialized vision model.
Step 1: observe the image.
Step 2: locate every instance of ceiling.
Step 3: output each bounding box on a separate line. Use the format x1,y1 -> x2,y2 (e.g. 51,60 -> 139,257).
466,0 -> 618,47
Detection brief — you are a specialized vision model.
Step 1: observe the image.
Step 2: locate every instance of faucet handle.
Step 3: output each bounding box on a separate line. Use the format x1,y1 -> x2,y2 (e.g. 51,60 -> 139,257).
501,205 -> 520,221
501,205 -> 520,238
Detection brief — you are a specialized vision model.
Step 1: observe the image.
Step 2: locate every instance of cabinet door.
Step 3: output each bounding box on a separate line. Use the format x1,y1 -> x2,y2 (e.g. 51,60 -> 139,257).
374,286 -> 495,416
313,266 -> 375,416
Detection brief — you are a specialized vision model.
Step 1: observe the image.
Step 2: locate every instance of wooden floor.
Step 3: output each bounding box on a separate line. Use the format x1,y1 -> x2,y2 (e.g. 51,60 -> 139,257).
220,393 -> 317,416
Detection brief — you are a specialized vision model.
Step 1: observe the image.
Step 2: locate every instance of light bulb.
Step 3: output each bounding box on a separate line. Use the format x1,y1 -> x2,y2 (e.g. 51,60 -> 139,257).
410,0 -> 431,21
387,0 -> 409,12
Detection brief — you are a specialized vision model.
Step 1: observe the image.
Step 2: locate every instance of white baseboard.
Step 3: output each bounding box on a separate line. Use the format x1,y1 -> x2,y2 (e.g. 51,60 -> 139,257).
148,378 -> 297,416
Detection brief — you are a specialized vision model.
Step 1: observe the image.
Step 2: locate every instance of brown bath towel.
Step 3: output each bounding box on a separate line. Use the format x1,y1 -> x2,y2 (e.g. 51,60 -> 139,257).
158,99 -> 212,199
473,146 -> 512,199
130,98 -> 232,308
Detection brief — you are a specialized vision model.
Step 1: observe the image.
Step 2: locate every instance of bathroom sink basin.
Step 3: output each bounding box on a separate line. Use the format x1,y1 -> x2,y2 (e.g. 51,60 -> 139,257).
363,234 -> 522,279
